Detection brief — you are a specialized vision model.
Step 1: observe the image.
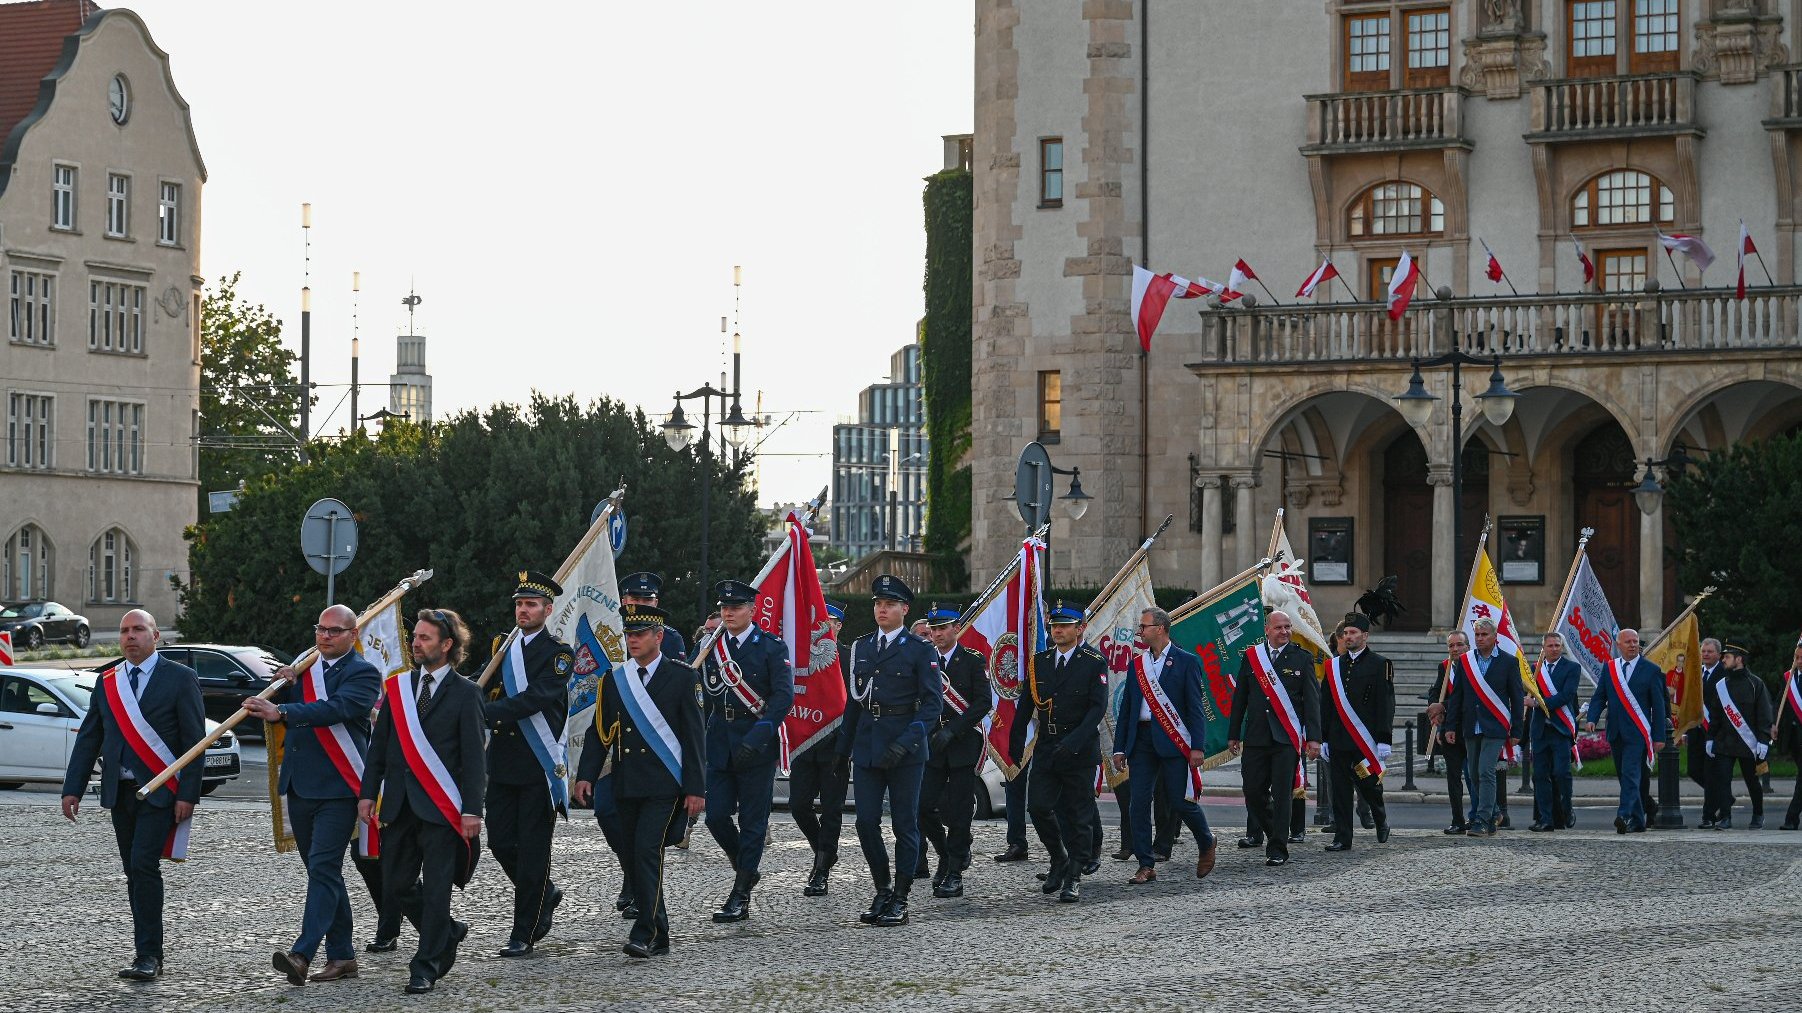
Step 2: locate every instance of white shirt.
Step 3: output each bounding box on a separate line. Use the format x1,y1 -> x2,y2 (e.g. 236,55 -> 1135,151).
519,629 -> 541,649
875,627 -> 904,651
1054,646 -> 1077,668
122,650 -> 161,698
634,653 -> 663,685
1138,646 -> 1170,721
1347,648 -> 1364,665
417,663 -> 452,692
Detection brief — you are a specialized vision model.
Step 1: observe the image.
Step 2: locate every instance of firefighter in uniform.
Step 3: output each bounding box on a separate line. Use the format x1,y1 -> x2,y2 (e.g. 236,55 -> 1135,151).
1010,602 -> 1108,904
916,603 -> 992,898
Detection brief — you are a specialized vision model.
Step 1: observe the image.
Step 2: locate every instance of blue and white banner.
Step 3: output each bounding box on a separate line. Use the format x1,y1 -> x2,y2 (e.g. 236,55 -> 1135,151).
548,503 -> 626,788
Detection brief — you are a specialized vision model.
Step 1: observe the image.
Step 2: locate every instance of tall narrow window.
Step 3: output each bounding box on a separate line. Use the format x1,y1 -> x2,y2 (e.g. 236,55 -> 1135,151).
1599,248 -> 1649,292
1345,14 -> 1392,91
91,529 -> 137,603
157,182 -> 180,245
10,271 -> 55,346
1568,1 -> 1618,77
7,393 -> 53,469
105,173 -> 129,237
1629,0 -> 1678,73
86,399 -> 143,474
1038,371 -> 1062,443
88,281 -> 146,352
1404,9 -> 1451,88
52,165 -> 76,230
1038,138 -> 1063,208
5,525 -> 54,601
1367,257 -> 1402,301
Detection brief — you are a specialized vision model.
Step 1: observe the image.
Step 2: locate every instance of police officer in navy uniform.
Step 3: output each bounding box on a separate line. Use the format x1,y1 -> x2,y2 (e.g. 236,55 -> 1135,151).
620,572 -> 689,663
916,602 -> 991,898
838,574 -> 943,926
483,570 -> 577,958
1010,601 -> 1109,904
700,579 -> 795,923
791,601 -> 854,897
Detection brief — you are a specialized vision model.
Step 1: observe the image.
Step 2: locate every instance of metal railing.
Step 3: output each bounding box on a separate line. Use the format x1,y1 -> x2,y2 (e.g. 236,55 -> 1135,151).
1532,72 -> 1696,135
1305,87 -> 1467,148
823,549 -> 937,595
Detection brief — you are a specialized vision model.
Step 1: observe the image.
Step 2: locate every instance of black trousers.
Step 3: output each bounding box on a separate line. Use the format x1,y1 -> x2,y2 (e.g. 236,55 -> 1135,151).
1328,751 -> 1387,844
381,807 -> 463,981
618,795 -> 683,947
1786,749 -> 1802,823
351,851 -> 422,942
1241,744 -> 1299,862
1686,731 -> 1710,789
1706,751 -> 1765,820
1439,741 -> 1468,825
788,748 -> 849,860
1114,772 -> 1177,853
109,787 -> 176,961
1026,748 -> 1095,872
919,758 -> 978,872
486,777 -> 556,941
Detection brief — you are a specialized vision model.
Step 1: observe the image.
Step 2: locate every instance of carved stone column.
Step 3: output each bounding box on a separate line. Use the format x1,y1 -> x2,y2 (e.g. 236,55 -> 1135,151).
1696,1 -> 1791,86
1199,475 -> 1223,591
1232,475 -> 1257,571
1640,498 -> 1666,631
1429,466 -> 1456,629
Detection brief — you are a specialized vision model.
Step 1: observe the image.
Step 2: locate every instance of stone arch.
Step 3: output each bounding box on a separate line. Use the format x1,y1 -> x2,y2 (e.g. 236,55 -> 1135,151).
1659,375 -> 1802,458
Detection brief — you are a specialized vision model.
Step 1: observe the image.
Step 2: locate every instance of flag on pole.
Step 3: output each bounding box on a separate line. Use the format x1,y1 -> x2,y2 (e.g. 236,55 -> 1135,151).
1569,234 -> 1595,286
1229,259 -> 1257,293
547,515 -> 627,791
1084,554 -> 1158,789
1295,259 -> 1339,298
1736,220 -> 1757,300
961,536 -> 1046,777
1166,576 -> 1265,768
1646,609 -> 1703,735
751,512 -> 846,765
1131,264 -> 1178,352
1480,238 -> 1505,283
1263,521 -> 1329,675
1386,250 -> 1420,320
1553,553 -> 1620,687
1461,549 -> 1538,704
1656,228 -> 1717,272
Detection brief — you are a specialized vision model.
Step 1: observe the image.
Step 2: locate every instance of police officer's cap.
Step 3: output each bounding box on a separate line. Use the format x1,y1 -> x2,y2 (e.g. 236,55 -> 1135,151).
513,569 -> 562,600
1047,600 -> 1086,625
714,579 -> 758,606
1340,612 -> 1372,632
1722,642 -> 1749,658
620,572 -> 663,598
871,574 -> 913,605
824,601 -> 846,621
621,603 -> 668,633
925,602 -> 964,627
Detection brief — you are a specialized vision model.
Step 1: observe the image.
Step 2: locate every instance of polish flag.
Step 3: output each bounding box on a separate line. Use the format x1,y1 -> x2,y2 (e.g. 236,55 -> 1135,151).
1480,238 -> 1504,283
1130,264 -> 1178,352
1736,221 -> 1757,300
1569,235 -> 1595,286
1657,228 -> 1717,273
1228,259 -> 1257,293
960,536 -> 1046,777
1295,259 -> 1339,298
1183,275 -> 1241,302
1386,250 -> 1420,320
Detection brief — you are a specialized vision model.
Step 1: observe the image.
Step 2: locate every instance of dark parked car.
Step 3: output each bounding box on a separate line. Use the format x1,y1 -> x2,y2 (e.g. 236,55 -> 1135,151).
94,643 -> 292,740
0,601 -> 91,649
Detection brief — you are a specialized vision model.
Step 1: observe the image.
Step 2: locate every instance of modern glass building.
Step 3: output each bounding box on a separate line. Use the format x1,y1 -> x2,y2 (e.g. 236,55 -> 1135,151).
831,343 -> 928,560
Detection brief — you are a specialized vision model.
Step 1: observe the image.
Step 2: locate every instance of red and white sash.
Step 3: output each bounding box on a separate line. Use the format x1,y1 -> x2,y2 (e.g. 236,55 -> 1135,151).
102,671 -> 192,861
1606,658 -> 1657,770
1714,676 -> 1759,755
302,658 -> 377,858
1784,671 -> 1802,727
1535,661 -> 1582,769
1245,644 -> 1303,752
1324,656 -> 1382,777
1134,652 -> 1202,801
1459,653 -> 1513,739
709,633 -> 768,715
383,670 -> 465,827
939,653 -> 971,715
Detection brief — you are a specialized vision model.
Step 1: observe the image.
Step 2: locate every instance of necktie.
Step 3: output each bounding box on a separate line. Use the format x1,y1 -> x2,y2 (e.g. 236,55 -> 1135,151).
128,666 -> 143,697
1056,655 -> 1066,672
638,665 -> 651,687
417,671 -> 435,708
880,636 -> 890,653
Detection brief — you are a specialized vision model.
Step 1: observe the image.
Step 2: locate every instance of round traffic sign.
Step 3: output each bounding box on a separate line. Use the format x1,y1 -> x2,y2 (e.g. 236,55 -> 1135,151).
300,498 -> 358,577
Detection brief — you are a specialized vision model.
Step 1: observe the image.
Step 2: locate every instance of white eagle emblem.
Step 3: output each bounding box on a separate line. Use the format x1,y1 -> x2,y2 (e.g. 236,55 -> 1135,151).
807,620 -> 838,675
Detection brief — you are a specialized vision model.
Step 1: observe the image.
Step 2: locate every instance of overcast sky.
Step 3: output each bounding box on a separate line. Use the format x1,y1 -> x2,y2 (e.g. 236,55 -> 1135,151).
125,1 -> 973,505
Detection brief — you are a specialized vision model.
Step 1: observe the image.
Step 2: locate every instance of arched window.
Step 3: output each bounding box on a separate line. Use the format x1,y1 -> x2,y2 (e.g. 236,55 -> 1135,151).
1349,182 -> 1445,238
3,524 -> 53,600
1571,170 -> 1674,229
88,527 -> 135,604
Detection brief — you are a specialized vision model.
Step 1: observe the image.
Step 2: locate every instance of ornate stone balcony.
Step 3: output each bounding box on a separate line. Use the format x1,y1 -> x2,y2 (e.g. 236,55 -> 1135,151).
1767,64 -> 1802,129
1528,72 -> 1700,141
1302,87 -> 1472,155
1186,286 -> 1802,367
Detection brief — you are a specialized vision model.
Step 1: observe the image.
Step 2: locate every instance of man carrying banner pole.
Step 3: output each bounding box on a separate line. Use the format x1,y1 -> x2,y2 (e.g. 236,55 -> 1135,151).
793,601 -> 853,897
1583,628 -> 1668,834
1527,633 -> 1583,832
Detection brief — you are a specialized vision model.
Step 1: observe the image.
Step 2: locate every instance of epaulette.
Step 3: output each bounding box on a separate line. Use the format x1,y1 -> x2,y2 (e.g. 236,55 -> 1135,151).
492,634 -> 505,653
1079,644 -> 1103,659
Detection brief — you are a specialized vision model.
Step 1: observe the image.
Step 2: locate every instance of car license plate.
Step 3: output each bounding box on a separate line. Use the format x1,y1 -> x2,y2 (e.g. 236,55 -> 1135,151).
204,754 -> 234,769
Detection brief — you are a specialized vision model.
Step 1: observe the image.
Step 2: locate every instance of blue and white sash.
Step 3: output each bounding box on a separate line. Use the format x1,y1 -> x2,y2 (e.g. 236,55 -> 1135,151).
503,633 -> 569,811
614,662 -> 683,786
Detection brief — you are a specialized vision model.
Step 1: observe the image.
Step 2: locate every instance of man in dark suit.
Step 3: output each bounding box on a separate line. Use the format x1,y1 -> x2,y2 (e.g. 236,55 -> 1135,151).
1443,617 -> 1523,838
1321,613 -> 1394,851
572,604 -> 705,957
1683,638 -> 1726,808
1228,610 -> 1321,867
1010,601 -> 1108,903
791,601 -> 853,897
1111,606 -> 1218,883
1704,643 -> 1774,829
700,578 -> 794,923
1528,632 -> 1582,832
916,603 -> 992,898
1582,627 -> 1668,834
246,604 -> 382,985
61,609 -> 205,982
840,575 -> 943,925
1774,640 -> 1802,830
482,570 -> 576,957
359,609 -> 487,995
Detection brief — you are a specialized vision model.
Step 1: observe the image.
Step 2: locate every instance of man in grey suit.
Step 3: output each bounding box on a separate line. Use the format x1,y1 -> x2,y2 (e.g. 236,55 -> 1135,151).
61,609 -> 206,982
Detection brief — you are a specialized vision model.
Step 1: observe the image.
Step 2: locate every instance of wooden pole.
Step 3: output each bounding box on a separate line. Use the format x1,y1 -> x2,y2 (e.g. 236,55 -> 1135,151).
690,487 -> 833,664
138,567 -> 435,798
1642,585 -> 1717,656
1265,507 -> 1286,563
1167,558 -> 1272,624
1084,514 -> 1174,621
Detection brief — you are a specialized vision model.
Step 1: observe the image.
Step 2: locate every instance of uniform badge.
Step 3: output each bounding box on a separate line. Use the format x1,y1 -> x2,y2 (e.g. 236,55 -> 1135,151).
555,652 -> 573,677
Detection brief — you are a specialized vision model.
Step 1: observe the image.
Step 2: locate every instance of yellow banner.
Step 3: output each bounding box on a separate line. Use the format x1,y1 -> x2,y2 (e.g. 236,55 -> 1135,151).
1646,611 -> 1702,733
1461,550 -> 1540,702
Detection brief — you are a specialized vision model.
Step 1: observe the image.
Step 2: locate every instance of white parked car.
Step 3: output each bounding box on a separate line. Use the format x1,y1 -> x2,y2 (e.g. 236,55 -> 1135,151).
0,668 -> 242,794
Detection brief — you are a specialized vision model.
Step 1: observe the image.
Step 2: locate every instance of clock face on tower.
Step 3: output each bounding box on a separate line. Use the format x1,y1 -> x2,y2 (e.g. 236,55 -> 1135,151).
108,74 -> 130,124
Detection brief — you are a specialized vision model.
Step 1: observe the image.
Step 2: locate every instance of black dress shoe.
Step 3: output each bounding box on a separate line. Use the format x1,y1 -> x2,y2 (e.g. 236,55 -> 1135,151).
1324,841 -> 1351,852
1265,856 -> 1288,867
1152,850 -> 1171,864
1040,862 -> 1069,894
1082,860 -> 1100,876
1111,847 -> 1134,861
875,891 -> 910,927
1699,819 -> 1717,830
451,920 -> 469,945
620,904 -> 639,921
1750,816 -> 1765,830
1236,836 -> 1263,849
804,861 -> 830,898
530,885 -> 563,943
497,939 -> 533,959
614,891 -> 633,912
1443,823 -> 1467,836
1780,819 -> 1799,831
623,940 -> 669,958
1498,813 -> 1513,830
1614,816 -> 1629,835
404,974 -> 435,994
993,845 -> 1029,863
933,872 -> 964,898
365,936 -> 398,954
1375,824 -> 1391,844
119,957 -> 161,981
1360,814 -> 1376,830
1717,817 -> 1733,830
859,889 -> 894,924
1286,831 -> 1305,844
1058,878 -> 1081,903
1528,822 -> 1554,832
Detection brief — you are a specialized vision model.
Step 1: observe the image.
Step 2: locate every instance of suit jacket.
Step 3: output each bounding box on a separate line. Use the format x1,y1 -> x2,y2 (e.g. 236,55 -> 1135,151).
1114,644 -> 1209,760
275,649 -> 382,799
484,630 -> 576,786
363,668 -> 487,825
1776,669 -> 1802,756
1227,641 -> 1321,748
1583,656 -> 1669,748
1704,667 -> 1774,758
701,624 -> 795,769
927,643 -> 992,768
576,654 -> 705,800
62,652 -> 205,808
1009,643 -> 1108,770
1444,650 -> 1526,740
1528,656 -> 1583,741
1322,649 -> 1395,750
840,628 -> 943,767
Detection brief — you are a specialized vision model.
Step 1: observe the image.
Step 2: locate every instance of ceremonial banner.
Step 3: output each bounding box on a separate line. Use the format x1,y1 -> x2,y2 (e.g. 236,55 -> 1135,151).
961,537 -> 1046,778
1086,555 -> 1157,789
1461,549 -> 1538,705
549,516 -> 625,790
1555,553 -> 1621,687
1167,577 -> 1264,770
751,512 -> 846,765
1264,523 -> 1328,677
1646,609 -> 1702,734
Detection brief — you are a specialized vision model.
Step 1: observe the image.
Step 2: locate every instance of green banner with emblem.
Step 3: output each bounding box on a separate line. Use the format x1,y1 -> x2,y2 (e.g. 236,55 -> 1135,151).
1166,577 -> 1264,771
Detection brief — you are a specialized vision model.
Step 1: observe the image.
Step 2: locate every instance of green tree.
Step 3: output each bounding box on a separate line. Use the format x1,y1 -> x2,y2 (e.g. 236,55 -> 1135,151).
921,167 -> 973,590
197,273 -> 306,511
1666,431 -> 1802,689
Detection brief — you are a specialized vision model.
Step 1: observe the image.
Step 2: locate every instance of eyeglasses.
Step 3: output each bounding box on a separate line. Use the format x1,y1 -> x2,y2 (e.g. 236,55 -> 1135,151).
1136,623 -> 1164,630
314,625 -> 354,636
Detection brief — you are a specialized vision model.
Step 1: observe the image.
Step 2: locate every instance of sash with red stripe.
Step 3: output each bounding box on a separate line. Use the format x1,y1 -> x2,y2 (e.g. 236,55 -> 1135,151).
1785,671 -> 1802,727
1133,652 -> 1202,801
1245,644 -> 1303,752
1534,662 -> 1582,769
1324,656 -> 1382,777
102,671 -> 193,860
1606,658 -> 1657,770
383,670 -> 465,827
1459,653 -> 1513,738
709,634 -> 768,715
301,658 -> 378,858
1714,676 -> 1759,755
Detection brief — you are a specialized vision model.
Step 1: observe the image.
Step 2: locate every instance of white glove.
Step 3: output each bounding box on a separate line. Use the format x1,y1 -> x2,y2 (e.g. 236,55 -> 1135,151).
1320,743 -> 1331,761
1756,743 -> 1769,761
1705,741 -> 1715,758
1376,743 -> 1392,762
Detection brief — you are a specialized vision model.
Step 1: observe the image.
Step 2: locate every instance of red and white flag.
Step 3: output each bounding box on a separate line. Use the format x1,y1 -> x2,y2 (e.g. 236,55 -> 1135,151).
1657,228 -> 1716,273
1737,220 -> 1757,300
1295,259 -> 1339,298
1228,259 -> 1257,293
1386,251 -> 1420,320
752,512 -> 847,765
960,536 -> 1046,778
1569,235 -> 1595,286
1130,264 -> 1178,352
1479,238 -> 1504,283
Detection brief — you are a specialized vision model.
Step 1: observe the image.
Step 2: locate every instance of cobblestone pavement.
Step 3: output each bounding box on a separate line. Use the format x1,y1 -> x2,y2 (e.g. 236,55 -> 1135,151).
2,801 -> 1798,1012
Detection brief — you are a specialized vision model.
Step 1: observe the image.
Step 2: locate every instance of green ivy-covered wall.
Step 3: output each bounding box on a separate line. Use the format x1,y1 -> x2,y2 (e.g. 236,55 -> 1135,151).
921,167 -> 973,590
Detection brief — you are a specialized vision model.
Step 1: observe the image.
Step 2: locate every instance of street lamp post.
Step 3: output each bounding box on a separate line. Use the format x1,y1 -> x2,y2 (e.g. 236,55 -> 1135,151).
1393,353 -> 1519,623
1627,444 -> 1703,829
662,380 -> 753,619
